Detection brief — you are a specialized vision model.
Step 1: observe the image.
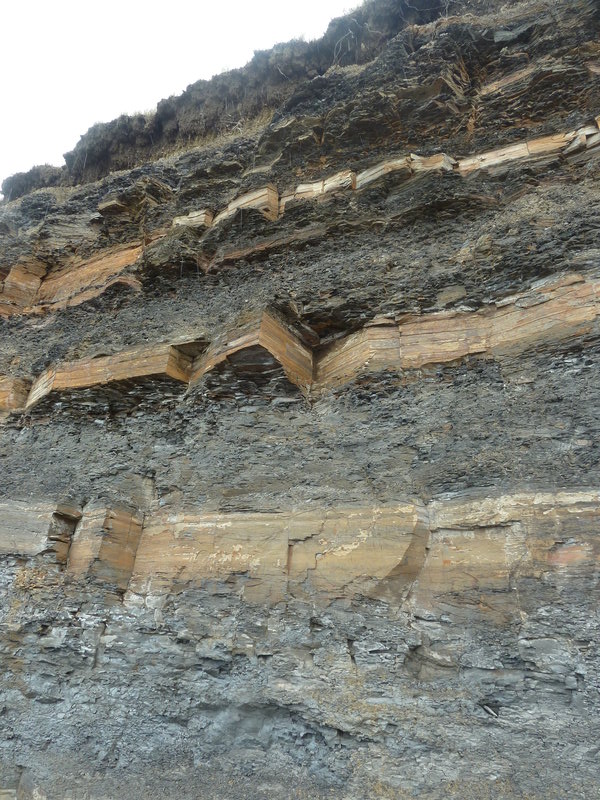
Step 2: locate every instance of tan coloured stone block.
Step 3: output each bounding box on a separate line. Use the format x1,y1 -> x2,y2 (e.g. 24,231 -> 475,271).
0,376 -> 31,411
457,141 -> 530,173
409,524 -> 518,624
214,185 -> 279,224
132,511 -> 288,603
257,310 -> 313,389
172,209 -> 214,228
25,343 -> 194,409
91,508 -> 144,591
294,179 -> 324,200
398,312 -> 488,369
314,274 -> 600,388
128,493 -> 600,609
3,493 -> 600,610
66,506 -> 108,576
132,504 -> 425,604
525,133 -> 572,156
286,505 -> 421,599
0,501 -> 82,563
35,243 -> 143,307
409,492 -> 600,622
68,505 -> 143,592
488,274 -> 597,355
408,153 -> 456,172
322,169 -> 356,193
0,501 -> 58,556
314,324 -> 401,388
0,261 -> 47,312
355,158 -> 410,190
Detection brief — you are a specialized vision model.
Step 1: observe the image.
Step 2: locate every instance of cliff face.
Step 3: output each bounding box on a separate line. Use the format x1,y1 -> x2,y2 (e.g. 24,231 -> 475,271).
1,1 -> 600,797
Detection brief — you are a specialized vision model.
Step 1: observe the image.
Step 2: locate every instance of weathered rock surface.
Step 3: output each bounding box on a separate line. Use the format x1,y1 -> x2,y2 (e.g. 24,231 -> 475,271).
1,0 -> 600,797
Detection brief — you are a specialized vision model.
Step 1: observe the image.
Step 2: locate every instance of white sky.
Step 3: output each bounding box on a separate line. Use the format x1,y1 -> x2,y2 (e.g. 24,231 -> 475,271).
1,0 -> 354,190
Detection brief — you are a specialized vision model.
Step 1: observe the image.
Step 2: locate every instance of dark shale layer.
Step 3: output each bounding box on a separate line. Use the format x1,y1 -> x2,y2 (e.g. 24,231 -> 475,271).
1,1 -> 600,797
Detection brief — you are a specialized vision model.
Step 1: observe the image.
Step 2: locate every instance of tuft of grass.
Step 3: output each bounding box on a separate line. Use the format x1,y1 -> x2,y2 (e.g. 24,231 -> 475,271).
157,107 -> 276,161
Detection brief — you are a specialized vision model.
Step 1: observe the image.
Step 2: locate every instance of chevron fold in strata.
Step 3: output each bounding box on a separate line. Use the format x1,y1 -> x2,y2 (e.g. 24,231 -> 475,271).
3,272 -> 598,413
1,119 -> 599,319
1,492 -> 598,610
189,309 -> 313,391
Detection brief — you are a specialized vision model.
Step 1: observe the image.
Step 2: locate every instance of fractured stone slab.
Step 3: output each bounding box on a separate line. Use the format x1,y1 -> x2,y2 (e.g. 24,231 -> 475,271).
172,208 -> 214,228
0,376 -> 32,412
124,491 -> 600,609
25,343 -> 196,410
67,505 -> 144,592
214,184 -> 279,225
0,501 -> 81,563
6,273 -> 600,417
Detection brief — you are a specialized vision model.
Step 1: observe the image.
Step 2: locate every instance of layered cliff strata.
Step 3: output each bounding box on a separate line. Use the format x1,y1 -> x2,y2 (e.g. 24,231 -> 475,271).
1,0 -> 600,798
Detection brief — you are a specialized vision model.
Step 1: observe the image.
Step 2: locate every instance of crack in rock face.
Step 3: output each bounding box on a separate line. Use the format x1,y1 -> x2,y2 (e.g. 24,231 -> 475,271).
1,0 -> 600,797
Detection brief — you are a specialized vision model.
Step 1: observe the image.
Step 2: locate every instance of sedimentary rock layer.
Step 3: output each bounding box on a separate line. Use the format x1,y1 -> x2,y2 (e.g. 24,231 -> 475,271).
1,489 -> 598,797
1,0 -> 599,797
2,118 -> 599,317
2,271 -> 598,414
4,490 -> 596,604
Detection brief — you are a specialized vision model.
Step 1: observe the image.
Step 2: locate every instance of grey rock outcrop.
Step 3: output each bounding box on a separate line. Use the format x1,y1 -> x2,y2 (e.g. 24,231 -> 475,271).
1,0 -> 599,797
